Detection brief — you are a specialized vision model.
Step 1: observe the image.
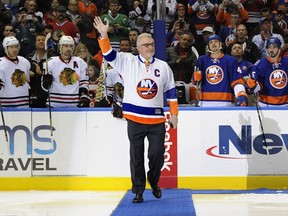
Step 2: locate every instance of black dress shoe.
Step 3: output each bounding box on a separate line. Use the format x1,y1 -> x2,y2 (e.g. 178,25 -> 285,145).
132,194 -> 143,203
151,185 -> 162,199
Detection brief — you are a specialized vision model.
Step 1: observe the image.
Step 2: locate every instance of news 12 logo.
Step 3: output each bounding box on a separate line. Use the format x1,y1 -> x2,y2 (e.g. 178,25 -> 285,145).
206,125 -> 288,159
0,125 -> 56,155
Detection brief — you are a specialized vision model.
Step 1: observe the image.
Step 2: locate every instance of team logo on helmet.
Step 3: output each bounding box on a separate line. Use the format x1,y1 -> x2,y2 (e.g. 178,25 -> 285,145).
11,69 -> 27,87
59,68 -> 79,86
137,78 -> 158,99
269,70 -> 287,89
205,65 -> 224,84
266,37 -> 282,48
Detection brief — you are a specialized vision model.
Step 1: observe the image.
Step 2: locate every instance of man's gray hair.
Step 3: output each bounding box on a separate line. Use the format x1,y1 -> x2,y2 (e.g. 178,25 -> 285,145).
136,33 -> 154,47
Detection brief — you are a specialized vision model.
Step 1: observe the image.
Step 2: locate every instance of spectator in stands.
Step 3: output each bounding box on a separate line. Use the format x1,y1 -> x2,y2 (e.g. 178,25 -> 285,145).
216,0 -> 248,27
187,0 -> 218,37
273,3 -> 288,38
50,5 -> 79,43
167,31 -> 197,84
128,0 -> 150,33
218,10 -> 243,48
192,34 -> 248,107
0,0 -> 13,37
252,17 -> 284,58
147,0 -> 176,33
101,0 -> 131,51
167,3 -> 197,46
66,0 -> 81,26
119,37 -> 132,53
43,0 -> 60,24
193,26 -> 214,56
74,42 -> 96,66
14,7 -> 42,57
226,24 -> 259,64
43,24 -> 58,56
129,28 -> 140,55
78,0 -> 99,55
0,23 -> 15,56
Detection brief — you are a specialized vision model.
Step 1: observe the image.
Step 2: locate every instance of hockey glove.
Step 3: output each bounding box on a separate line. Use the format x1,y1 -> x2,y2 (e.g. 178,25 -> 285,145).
193,70 -> 202,82
112,101 -> 123,118
78,95 -> 90,108
247,77 -> 260,93
236,91 -> 248,106
42,74 -> 54,90
169,114 -> 178,129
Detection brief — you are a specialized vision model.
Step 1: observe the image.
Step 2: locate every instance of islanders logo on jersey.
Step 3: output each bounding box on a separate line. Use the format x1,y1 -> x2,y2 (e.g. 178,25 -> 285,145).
59,68 -> 79,86
197,5 -> 210,19
11,69 -> 27,87
269,70 -> 287,89
137,78 -> 158,99
205,65 -> 224,84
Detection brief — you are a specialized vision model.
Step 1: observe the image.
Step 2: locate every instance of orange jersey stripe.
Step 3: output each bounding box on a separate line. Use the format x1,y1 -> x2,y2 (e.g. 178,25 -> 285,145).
231,78 -> 245,88
123,114 -> 166,124
200,92 -> 234,101
259,94 -> 288,105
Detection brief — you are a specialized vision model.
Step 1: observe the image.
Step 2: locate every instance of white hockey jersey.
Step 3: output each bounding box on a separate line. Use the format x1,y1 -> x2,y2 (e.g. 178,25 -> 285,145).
98,37 -> 178,124
106,68 -> 124,103
0,56 -> 30,107
43,56 -> 89,108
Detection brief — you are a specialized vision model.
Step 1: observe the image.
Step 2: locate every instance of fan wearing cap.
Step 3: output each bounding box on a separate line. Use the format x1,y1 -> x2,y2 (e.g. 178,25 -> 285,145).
247,37 -> 288,107
41,35 -> 90,108
252,17 -> 284,58
192,34 -> 248,107
50,5 -> 79,43
0,36 -> 31,107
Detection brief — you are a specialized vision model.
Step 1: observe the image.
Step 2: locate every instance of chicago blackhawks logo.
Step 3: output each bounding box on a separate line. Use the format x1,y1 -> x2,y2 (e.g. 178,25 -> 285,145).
59,68 -> 79,86
206,65 -> 224,84
270,70 -> 287,89
11,69 -> 27,87
137,78 -> 158,99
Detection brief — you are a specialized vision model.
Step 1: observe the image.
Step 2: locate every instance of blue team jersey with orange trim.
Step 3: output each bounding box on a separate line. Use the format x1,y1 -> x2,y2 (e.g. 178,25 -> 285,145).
195,54 -> 245,106
253,56 -> 288,106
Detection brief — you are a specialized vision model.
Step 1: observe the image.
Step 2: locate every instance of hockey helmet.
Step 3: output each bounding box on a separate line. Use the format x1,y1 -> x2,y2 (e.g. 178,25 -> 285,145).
206,34 -> 221,44
2,36 -> 20,55
59,35 -> 75,46
266,37 -> 282,48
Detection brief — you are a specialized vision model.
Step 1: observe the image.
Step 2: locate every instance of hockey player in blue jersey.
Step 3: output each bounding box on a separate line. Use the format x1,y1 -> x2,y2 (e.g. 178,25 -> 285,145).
192,34 -> 248,107
247,37 -> 288,107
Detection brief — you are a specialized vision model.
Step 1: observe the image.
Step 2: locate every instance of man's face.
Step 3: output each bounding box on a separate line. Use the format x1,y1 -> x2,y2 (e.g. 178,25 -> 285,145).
120,40 -> 131,52
109,3 -> 120,15
35,35 -> 45,49
230,14 -> 240,26
177,7 -> 185,17
68,0 -> 78,12
61,44 -> 74,59
57,10 -> 66,21
260,21 -> 272,32
231,44 -> 243,57
137,37 -> 155,60
267,44 -> 280,58
236,25 -> 247,39
27,0 -> 36,13
129,31 -> 138,45
7,45 -> 19,58
179,34 -> 192,49
208,39 -> 220,52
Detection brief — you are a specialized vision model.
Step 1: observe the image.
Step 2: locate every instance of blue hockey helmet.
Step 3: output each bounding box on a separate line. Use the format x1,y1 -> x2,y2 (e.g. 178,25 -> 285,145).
206,34 -> 221,44
266,37 -> 282,48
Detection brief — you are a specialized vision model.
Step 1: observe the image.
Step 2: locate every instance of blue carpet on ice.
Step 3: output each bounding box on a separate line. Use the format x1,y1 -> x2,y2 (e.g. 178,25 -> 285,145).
111,189 -> 196,216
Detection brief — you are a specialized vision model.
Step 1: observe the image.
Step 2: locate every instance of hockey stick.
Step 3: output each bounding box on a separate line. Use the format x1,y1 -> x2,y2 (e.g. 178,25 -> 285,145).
0,98 -> 9,152
44,32 -> 54,148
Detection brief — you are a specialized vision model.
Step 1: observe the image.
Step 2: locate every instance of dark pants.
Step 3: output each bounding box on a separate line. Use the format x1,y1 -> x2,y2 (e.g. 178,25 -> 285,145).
127,120 -> 165,194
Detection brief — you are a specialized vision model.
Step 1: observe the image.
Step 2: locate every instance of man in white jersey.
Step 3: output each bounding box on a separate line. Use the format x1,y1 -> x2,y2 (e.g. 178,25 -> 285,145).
0,36 -> 31,107
94,17 -> 179,204
42,36 -> 90,108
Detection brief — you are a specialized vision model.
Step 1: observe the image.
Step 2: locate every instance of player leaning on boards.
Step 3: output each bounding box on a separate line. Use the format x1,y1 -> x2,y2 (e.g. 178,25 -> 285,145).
247,37 -> 288,107
192,34 -> 248,107
0,36 -> 31,107
42,36 -> 90,108
93,17 -> 178,204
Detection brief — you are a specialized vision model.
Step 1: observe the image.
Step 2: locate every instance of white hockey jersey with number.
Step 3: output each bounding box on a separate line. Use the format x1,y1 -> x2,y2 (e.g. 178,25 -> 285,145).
43,56 -> 89,108
0,56 -> 30,107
